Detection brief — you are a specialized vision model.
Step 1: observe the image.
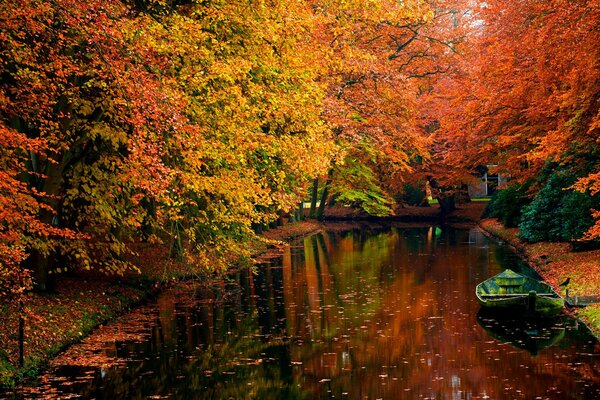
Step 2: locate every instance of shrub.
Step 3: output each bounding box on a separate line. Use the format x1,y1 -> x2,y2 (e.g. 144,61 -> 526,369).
559,190 -> 597,240
518,171 -> 599,242
398,183 -> 428,206
482,181 -> 531,227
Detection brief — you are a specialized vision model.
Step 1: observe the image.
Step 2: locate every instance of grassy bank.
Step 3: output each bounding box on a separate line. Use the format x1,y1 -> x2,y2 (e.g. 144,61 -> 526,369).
480,218 -> 600,338
0,278 -> 154,389
0,220 -> 323,391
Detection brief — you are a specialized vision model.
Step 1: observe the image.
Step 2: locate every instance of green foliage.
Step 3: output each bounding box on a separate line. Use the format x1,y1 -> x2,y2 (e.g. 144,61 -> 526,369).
518,171 -> 599,242
559,191 -> 597,241
331,157 -> 394,217
398,182 -> 427,206
482,181 -> 532,227
0,350 -> 15,388
580,305 -> 600,335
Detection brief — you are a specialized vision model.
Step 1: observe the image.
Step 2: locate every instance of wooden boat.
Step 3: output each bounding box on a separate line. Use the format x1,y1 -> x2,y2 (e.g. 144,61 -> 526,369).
476,269 -> 564,317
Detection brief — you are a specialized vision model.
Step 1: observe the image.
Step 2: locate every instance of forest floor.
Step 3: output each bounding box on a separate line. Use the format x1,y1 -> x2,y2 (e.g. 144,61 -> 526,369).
1,201 -> 598,390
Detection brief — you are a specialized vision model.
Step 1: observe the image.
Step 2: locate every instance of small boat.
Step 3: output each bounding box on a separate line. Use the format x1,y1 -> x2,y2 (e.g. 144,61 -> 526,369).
476,269 -> 564,317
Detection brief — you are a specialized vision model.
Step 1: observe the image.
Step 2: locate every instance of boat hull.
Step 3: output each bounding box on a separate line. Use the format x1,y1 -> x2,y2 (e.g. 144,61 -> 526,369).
476,294 -> 565,317
476,269 -> 565,317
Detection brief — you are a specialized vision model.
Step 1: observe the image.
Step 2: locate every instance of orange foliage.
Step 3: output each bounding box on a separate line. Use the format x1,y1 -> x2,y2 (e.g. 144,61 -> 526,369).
0,0 -> 472,295
442,0 -> 597,172
425,0 -> 600,232
0,123 -> 77,297
314,0 -> 467,187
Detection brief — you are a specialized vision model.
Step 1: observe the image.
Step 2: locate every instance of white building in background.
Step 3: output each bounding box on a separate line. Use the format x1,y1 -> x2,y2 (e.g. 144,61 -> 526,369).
468,166 -> 509,198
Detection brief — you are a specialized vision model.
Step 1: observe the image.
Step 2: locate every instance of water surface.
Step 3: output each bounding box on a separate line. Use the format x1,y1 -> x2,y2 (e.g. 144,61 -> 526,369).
20,226 -> 600,399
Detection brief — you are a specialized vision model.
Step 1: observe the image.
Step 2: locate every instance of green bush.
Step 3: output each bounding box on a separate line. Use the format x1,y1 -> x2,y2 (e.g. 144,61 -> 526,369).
398,183 -> 428,206
482,181 -> 531,227
518,171 -> 598,242
559,190 -> 597,240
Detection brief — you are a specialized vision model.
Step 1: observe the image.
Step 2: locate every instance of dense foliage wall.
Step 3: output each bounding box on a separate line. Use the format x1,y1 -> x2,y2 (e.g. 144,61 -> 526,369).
427,0 -> 600,240
3,0 -> 597,300
1,0 -> 460,295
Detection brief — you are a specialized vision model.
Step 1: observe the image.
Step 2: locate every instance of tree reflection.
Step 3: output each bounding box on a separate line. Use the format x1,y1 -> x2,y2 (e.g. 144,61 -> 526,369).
27,227 -> 600,399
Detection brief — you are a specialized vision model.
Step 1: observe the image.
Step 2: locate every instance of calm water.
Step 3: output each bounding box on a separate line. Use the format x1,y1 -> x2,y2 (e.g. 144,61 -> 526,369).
19,226 -> 600,399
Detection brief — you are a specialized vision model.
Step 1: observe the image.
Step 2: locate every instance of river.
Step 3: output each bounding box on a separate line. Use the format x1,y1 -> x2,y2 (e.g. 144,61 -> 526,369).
20,225 -> 600,399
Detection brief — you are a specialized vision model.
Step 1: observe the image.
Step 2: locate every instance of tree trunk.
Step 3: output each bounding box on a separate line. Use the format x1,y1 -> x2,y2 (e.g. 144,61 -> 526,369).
27,159 -> 64,292
276,210 -> 285,226
316,170 -> 333,221
141,198 -> 157,241
427,176 -> 456,218
26,97 -> 75,292
309,178 -> 319,219
18,302 -> 24,367
457,184 -> 471,203
296,202 -> 304,221
18,268 -> 25,367
437,195 -> 456,217
169,220 -> 184,261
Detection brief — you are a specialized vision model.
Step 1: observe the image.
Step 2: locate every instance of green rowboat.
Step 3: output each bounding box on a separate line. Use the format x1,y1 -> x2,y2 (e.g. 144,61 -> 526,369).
476,269 -> 564,317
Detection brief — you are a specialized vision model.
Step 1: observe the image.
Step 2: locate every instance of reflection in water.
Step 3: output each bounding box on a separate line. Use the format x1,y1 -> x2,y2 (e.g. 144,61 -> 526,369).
476,312 -> 567,356
20,227 -> 600,399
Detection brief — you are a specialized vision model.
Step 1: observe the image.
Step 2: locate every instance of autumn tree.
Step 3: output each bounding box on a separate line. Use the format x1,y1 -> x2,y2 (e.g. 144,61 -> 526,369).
305,0 -> 467,217
427,0 -> 600,230
0,0 -> 198,291
130,0 -> 335,267
1,0 -> 338,292
0,0 -> 476,302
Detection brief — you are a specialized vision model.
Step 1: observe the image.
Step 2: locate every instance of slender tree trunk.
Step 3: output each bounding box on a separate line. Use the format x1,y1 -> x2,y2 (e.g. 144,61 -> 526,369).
316,170 -> 333,221
169,220 -> 184,261
437,195 -> 456,217
309,178 -> 319,219
27,160 -> 64,291
296,202 -> 304,221
110,225 -> 125,261
141,198 -> 157,241
18,268 -> 25,367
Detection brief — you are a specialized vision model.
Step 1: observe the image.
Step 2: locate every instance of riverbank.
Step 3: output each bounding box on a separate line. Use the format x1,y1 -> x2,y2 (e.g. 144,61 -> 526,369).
2,202 -> 598,390
0,278 -> 154,389
0,220 -> 325,391
322,201 -> 486,224
479,218 -> 600,338
0,204 -> 486,390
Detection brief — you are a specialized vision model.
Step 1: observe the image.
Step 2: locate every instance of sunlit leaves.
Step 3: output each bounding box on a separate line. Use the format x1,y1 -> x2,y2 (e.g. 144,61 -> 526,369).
0,0 -> 469,296
427,0 -> 600,236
